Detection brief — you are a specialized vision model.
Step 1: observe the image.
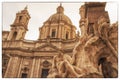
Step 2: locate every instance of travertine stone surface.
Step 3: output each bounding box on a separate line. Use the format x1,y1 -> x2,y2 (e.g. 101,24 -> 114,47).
47,2 -> 118,78
2,2 -> 118,78
2,4 -> 78,78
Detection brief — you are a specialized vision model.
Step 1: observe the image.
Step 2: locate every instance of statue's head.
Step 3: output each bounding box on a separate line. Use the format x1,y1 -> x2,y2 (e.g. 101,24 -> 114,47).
96,15 -> 110,38
97,15 -> 109,25
58,53 -> 63,57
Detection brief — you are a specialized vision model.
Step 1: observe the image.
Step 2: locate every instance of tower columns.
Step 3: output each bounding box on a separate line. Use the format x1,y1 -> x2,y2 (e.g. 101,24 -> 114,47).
7,6 -> 30,41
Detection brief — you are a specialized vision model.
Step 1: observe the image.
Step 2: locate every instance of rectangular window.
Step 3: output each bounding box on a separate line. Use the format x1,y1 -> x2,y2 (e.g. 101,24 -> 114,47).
51,29 -> 56,38
21,73 -> 27,78
19,16 -> 22,22
66,32 -> 69,39
41,69 -> 49,78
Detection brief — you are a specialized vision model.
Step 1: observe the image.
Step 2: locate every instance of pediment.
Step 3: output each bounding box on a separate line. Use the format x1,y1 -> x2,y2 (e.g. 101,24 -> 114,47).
37,46 -> 56,51
34,43 -> 60,52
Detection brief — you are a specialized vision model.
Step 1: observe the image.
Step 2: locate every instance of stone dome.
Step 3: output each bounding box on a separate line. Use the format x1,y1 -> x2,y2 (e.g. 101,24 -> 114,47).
46,4 -> 72,24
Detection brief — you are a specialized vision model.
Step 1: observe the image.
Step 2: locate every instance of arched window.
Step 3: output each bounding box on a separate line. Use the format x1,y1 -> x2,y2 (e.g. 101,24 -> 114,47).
19,16 -> 22,22
51,29 -> 56,38
12,32 -> 17,40
41,69 -> 49,78
66,32 -> 69,39
21,67 -> 29,78
21,73 -> 27,78
41,60 -> 51,78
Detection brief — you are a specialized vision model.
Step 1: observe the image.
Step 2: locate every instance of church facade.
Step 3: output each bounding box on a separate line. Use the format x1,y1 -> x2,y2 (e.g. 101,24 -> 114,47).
2,4 -> 79,78
2,2 -> 118,78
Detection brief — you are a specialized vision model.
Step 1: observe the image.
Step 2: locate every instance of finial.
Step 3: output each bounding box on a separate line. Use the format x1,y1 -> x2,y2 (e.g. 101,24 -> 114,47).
24,5 -> 28,10
57,3 -> 64,13
60,3 -> 62,6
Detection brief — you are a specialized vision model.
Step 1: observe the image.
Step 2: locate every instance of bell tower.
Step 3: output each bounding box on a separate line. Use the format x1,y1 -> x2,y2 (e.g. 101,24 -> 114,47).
7,6 -> 31,40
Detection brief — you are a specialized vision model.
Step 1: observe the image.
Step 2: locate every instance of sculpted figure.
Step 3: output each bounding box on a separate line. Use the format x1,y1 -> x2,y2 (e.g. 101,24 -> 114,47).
47,15 -> 118,78
48,50 -> 86,78
95,16 -> 118,78
47,52 -> 65,78
73,15 -> 118,77
97,16 -> 117,59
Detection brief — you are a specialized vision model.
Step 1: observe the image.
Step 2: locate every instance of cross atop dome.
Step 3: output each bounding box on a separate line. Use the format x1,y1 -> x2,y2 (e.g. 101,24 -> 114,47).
60,3 -> 62,6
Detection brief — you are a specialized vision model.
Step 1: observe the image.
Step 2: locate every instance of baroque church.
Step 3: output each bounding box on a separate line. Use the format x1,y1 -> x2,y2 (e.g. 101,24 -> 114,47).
2,2 -> 118,78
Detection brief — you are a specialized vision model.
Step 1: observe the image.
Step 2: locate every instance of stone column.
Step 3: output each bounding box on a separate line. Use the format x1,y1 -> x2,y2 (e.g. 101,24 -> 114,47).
33,58 -> 41,78
16,29 -> 23,40
30,58 -> 36,77
4,57 -> 12,78
62,26 -> 65,39
7,30 -> 14,40
13,57 -> 21,77
60,24 -> 62,39
70,27 -> 72,39
4,55 -> 20,78
46,26 -> 49,38
48,24 -> 51,37
58,25 -> 60,38
45,26 -> 47,39
57,24 -> 59,38
39,28 -> 42,39
17,57 -> 23,77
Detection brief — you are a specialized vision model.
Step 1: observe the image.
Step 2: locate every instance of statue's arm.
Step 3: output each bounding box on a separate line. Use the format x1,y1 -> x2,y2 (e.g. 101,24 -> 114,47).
71,53 -> 76,65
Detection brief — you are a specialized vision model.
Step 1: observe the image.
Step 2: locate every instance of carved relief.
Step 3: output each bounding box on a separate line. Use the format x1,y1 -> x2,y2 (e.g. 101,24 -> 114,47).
42,60 -> 52,67
47,2 -> 118,78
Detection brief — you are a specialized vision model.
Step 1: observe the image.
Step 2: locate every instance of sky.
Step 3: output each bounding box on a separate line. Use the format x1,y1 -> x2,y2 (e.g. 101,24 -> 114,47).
2,2 -> 118,40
